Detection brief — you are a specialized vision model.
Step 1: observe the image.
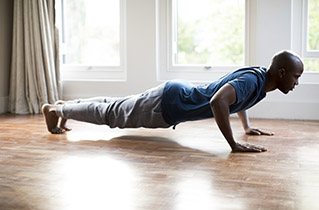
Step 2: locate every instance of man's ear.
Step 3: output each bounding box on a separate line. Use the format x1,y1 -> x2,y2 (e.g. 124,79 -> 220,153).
278,68 -> 285,79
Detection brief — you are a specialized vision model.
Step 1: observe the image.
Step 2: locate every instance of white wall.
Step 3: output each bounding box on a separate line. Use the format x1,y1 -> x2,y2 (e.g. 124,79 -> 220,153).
56,0 -> 317,120
0,0 -> 13,114
247,0 -> 319,120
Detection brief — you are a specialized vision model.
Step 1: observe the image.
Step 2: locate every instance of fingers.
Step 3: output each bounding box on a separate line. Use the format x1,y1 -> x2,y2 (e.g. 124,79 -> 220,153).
258,129 -> 274,136
242,143 -> 267,152
248,129 -> 261,135
233,142 -> 267,153
247,128 -> 274,136
247,143 -> 267,152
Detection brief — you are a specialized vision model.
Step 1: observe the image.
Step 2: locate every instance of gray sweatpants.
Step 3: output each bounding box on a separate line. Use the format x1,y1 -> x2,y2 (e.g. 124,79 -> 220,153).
55,83 -> 170,129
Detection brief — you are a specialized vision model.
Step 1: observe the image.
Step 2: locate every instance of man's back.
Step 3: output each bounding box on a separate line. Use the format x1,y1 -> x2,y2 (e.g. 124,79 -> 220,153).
161,67 -> 267,126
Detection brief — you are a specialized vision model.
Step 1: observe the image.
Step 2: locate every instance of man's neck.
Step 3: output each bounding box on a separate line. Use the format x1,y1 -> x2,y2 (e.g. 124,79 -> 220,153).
265,71 -> 277,92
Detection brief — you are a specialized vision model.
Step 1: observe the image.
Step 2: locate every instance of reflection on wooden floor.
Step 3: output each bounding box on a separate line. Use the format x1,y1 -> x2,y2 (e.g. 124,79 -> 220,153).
0,114 -> 318,210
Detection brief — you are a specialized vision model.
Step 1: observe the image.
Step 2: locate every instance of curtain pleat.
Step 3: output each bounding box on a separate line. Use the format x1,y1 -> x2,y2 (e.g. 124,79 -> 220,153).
9,0 -> 61,114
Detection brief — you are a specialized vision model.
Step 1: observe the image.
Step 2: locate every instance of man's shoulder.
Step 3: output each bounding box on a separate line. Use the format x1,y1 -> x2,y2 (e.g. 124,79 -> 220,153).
233,66 -> 267,76
232,66 -> 267,83
228,66 -> 267,89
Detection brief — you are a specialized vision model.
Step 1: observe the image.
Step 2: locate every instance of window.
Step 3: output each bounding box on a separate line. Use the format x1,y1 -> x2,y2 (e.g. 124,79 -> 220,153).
302,0 -> 319,72
157,0 -> 247,81
292,0 -> 319,73
174,0 -> 245,66
58,0 -> 126,80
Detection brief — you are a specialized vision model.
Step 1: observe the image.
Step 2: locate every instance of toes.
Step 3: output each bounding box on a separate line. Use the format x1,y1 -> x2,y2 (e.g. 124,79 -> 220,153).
62,127 -> 72,132
58,118 -> 71,131
50,127 -> 64,134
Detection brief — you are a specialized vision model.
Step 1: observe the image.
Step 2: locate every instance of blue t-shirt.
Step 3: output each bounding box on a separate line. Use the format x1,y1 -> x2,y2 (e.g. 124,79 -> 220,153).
161,66 -> 267,126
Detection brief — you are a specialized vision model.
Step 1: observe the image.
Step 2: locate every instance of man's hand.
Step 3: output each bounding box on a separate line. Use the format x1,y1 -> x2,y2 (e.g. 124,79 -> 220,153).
245,127 -> 274,136
238,111 -> 274,136
232,142 -> 267,153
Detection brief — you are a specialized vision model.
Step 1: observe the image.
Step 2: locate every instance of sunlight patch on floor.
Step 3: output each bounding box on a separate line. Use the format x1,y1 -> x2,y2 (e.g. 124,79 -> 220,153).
53,155 -> 137,210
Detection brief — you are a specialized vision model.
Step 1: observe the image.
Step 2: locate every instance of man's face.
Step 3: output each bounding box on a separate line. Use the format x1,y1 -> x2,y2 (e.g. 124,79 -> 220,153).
278,66 -> 303,94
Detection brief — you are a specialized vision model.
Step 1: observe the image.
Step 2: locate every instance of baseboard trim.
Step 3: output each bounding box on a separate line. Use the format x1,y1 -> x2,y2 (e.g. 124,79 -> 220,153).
0,96 -> 8,114
248,101 -> 319,120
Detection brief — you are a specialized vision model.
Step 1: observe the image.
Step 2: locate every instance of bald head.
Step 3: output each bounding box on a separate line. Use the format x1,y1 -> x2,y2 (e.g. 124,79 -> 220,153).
269,51 -> 303,74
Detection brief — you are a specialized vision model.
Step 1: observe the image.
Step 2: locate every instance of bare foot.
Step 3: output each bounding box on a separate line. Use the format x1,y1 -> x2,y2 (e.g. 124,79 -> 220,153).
42,104 -> 64,134
54,100 -> 72,132
59,118 -> 72,131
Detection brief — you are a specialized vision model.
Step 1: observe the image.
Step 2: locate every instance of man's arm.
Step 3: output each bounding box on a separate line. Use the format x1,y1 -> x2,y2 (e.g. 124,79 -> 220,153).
210,84 -> 267,152
238,110 -> 274,135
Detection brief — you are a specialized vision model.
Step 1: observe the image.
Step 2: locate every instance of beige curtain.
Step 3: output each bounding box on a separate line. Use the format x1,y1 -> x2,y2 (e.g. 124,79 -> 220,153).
9,0 -> 61,114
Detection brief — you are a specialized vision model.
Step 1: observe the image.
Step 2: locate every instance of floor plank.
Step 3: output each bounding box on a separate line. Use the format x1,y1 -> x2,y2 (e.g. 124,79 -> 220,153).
0,114 -> 318,210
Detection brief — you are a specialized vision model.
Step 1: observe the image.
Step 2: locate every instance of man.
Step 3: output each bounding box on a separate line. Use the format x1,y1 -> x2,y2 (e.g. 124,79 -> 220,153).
42,51 -> 304,153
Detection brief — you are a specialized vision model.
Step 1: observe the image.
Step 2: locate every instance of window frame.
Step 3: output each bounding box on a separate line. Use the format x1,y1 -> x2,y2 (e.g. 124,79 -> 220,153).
292,0 -> 319,83
58,0 -> 127,81
156,0 -> 250,81
301,0 -> 319,58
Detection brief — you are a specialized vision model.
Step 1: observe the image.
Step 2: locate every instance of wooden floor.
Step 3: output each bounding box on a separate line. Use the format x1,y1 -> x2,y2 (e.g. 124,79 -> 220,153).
0,114 -> 318,210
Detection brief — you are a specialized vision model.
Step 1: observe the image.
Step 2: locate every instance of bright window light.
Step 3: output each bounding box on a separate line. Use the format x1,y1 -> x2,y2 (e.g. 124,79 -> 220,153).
173,0 -> 245,66
304,0 -> 319,72
62,0 -> 120,66
307,0 -> 319,51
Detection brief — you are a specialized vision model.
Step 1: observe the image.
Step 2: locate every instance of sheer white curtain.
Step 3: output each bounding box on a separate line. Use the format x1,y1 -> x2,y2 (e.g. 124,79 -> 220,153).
9,0 -> 61,114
